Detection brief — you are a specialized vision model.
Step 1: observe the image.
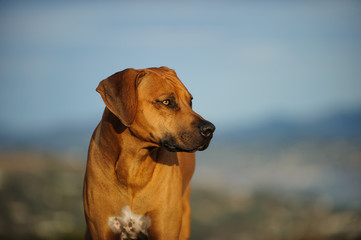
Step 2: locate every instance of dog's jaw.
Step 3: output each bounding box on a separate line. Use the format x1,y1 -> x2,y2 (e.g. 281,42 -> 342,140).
162,136 -> 213,153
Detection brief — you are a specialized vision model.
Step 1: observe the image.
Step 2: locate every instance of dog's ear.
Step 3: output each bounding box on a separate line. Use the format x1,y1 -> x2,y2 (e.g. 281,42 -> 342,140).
96,68 -> 146,126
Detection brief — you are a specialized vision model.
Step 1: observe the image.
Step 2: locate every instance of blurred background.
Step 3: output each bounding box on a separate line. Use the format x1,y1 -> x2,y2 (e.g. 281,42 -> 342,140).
1,0 -> 361,239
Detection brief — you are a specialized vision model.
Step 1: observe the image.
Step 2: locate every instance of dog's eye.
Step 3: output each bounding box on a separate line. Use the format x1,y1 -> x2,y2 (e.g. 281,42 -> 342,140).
162,99 -> 171,106
158,98 -> 177,108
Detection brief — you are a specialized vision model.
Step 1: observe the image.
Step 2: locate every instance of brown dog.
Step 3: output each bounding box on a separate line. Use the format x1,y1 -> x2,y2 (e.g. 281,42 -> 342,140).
83,67 -> 215,240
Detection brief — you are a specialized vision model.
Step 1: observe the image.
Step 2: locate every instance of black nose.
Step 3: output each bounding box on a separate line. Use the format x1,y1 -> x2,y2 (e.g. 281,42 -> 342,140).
199,121 -> 216,138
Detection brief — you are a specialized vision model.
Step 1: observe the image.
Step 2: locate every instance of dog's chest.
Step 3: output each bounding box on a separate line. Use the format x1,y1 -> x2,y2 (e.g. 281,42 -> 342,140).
130,162 -> 183,209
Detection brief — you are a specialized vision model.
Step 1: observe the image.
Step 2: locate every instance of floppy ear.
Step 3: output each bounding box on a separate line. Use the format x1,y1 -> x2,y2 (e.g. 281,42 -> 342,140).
96,68 -> 146,126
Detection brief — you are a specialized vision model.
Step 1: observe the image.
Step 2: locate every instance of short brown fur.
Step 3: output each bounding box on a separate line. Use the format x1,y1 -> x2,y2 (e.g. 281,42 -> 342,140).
83,67 -> 214,240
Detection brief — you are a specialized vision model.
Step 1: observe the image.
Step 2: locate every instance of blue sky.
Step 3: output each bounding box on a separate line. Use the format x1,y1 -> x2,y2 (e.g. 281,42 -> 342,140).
1,0 -> 361,134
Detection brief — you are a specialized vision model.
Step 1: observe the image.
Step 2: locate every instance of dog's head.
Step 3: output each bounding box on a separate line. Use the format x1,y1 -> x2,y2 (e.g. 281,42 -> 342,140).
96,66 -> 215,152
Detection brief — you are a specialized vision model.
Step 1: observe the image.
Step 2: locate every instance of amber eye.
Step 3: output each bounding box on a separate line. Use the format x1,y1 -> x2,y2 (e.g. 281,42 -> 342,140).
162,99 -> 170,106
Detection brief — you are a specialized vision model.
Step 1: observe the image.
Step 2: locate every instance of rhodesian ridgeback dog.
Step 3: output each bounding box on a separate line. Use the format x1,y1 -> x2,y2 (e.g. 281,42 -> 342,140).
83,67 -> 215,240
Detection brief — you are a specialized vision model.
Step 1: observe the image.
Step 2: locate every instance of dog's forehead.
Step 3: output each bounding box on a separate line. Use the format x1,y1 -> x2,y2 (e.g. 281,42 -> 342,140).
139,69 -> 190,98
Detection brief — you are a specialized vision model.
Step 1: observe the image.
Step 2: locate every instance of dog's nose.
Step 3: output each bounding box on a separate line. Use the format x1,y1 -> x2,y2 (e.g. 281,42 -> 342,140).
199,121 -> 216,138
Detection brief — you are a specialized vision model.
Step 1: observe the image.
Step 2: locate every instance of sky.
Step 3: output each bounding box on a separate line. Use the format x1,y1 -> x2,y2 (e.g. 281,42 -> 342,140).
1,0 -> 361,134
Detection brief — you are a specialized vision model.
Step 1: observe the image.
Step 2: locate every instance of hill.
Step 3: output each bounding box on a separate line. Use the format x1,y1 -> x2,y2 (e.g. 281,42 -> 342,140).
1,108 -> 361,152
218,108 -> 361,145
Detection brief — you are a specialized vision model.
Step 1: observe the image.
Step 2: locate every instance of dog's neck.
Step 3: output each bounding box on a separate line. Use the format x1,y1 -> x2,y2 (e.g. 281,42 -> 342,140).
98,108 -> 177,189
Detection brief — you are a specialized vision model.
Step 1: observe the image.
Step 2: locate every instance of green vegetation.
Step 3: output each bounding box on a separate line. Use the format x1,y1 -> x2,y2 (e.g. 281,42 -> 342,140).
191,189 -> 361,240
0,152 -> 85,240
0,151 -> 360,240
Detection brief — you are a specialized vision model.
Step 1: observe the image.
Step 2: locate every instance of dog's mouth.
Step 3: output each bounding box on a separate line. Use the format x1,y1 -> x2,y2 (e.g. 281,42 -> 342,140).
162,136 -> 213,153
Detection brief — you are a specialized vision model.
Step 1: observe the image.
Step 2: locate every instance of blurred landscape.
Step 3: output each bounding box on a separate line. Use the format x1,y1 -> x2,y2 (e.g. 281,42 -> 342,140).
1,1 -> 361,239
1,108 -> 361,240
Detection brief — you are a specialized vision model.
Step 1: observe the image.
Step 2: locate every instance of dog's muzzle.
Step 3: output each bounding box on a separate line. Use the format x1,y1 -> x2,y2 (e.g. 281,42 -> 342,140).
197,120 -> 215,151
199,120 -> 215,139
162,120 -> 215,153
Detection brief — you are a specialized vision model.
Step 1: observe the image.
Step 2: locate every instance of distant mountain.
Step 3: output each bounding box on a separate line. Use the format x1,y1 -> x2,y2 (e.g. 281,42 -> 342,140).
1,109 -> 361,153
308,110 -> 361,139
216,108 -> 361,146
0,120 -> 98,153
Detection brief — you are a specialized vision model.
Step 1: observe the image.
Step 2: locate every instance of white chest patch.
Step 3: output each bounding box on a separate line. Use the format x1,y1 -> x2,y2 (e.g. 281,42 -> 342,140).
109,206 -> 151,239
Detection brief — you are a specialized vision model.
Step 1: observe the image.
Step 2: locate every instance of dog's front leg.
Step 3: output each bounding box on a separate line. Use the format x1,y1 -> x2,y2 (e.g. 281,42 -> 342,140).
179,185 -> 191,240
146,203 -> 183,240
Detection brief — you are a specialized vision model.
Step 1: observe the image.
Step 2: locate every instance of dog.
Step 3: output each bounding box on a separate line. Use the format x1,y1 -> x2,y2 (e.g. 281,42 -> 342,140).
83,67 -> 215,240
